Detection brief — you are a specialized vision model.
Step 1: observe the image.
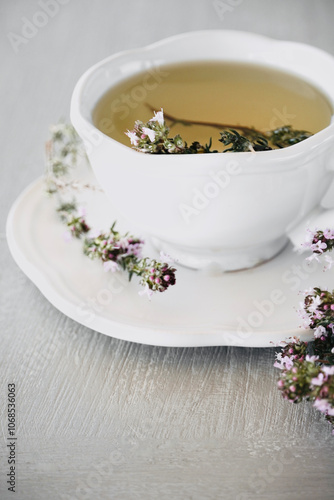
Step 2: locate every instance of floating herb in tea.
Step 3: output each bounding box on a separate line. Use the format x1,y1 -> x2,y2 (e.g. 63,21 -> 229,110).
94,61 -> 332,150
124,109 -> 313,154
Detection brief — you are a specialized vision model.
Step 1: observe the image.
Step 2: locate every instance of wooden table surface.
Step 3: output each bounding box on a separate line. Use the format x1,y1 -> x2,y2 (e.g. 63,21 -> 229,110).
2,1 -> 334,499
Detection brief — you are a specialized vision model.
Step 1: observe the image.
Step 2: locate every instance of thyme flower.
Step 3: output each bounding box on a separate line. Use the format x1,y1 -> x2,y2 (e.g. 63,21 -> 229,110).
277,358 -> 321,403
304,288 -> 334,330
303,229 -> 334,264
46,123 -> 177,297
275,224 -> 334,432
83,226 -> 177,296
126,109 -> 313,154
135,258 -> 177,293
125,109 -> 188,154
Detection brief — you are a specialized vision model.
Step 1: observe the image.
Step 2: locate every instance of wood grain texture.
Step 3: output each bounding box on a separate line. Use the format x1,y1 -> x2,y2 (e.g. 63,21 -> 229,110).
2,1 -> 334,499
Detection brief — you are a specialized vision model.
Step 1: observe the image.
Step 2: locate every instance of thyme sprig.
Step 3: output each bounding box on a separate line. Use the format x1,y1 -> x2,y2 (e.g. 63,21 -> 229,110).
275,230 -> 334,432
45,123 -> 177,298
147,103 -> 262,137
219,129 -> 272,152
126,109 -> 312,154
269,125 -> 312,148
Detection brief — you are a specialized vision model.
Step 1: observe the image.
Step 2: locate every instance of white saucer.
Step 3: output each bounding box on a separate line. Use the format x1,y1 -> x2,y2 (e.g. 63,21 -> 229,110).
7,169 -> 329,347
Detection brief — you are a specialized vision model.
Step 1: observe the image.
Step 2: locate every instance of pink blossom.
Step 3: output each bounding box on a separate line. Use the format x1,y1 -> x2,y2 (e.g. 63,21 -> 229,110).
271,340 -> 287,347
149,108 -> 164,126
307,295 -> 321,314
127,243 -> 142,258
302,229 -> 315,247
274,355 -> 294,370
323,366 -> 334,376
272,341 -> 287,348
125,130 -> 139,146
313,309 -> 324,320
305,355 -> 319,362
118,237 -> 130,249
313,325 -> 327,339
311,373 -> 325,386
103,261 -> 119,273
324,228 -> 334,239
310,240 -> 327,253
142,127 -> 156,142
313,399 -> 333,414
297,303 -> 311,327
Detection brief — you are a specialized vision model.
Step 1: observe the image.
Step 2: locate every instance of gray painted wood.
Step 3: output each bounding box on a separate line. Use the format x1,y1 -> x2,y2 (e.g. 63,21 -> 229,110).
1,1 -> 334,499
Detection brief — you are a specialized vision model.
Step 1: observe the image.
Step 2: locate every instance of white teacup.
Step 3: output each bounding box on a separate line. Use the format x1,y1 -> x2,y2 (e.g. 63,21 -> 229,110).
71,31 -> 334,271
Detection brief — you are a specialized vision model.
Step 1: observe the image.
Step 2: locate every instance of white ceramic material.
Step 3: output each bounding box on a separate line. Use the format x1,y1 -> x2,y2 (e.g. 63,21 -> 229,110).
71,31 -> 334,271
7,171 -> 334,348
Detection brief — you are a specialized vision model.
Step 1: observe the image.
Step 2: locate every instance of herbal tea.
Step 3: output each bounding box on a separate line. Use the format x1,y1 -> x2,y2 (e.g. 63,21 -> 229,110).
93,61 -> 333,150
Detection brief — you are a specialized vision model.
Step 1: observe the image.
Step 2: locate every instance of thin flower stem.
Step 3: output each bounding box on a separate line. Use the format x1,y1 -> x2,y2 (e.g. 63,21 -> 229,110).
145,103 -> 265,137
47,177 -> 104,192
45,122 -> 177,297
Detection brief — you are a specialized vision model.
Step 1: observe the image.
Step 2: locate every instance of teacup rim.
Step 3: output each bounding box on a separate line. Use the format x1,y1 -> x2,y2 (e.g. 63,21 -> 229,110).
71,29 -> 334,171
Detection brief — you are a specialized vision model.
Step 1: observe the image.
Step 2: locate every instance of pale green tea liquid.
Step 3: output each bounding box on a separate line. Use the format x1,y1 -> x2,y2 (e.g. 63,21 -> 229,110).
93,61 -> 333,150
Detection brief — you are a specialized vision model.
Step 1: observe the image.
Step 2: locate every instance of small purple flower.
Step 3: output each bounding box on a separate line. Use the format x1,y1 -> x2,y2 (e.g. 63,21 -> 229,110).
302,230 -> 315,249
311,373 -> 325,386
323,366 -> 334,376
307,295 -> 322,314
314,309 -> 324,320
118,237 -> 130,249
310,240 -> 327,253
142,127 -> 156,142
149,108 -> 164,126
324,228 -> 334,239
313,398 -> 332,414
313,325 -> 327,339
305,355 -> 319,362
297,303 -> 311,327
127,243 -> 142,258
274,355 -> 294,370
125,130 -> 139,146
